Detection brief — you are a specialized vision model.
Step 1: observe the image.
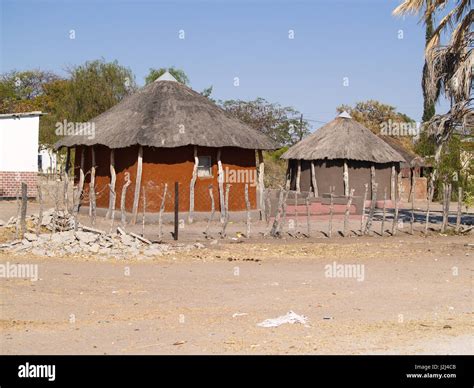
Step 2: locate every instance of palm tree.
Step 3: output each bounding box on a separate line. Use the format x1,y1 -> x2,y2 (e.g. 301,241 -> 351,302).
393,0 -> 473,185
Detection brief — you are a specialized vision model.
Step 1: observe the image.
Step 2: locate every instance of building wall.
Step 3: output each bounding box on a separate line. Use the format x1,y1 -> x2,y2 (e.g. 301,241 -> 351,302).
289,159 -> 398,199
0,115 -> 39,197
0,171 -> 38,197
74,145 -> 258,212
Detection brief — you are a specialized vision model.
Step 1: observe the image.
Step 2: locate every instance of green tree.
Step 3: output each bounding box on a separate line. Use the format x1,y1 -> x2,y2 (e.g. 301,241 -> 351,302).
221,97 -> 310,146
393,0 -> 472,193
64,59 -> 137,123
145,67 -> 189,85
0,70 -> 59,113
336,100 -> 417,150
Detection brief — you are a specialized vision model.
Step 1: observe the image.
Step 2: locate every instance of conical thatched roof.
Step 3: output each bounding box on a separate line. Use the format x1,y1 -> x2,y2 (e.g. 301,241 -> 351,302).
281,112 -> 405,163
379,135 -> 428,168
55,74 -> 277,150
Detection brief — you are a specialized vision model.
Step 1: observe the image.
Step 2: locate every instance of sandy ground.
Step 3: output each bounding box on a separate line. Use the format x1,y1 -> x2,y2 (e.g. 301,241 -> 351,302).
1,235 -> 472,355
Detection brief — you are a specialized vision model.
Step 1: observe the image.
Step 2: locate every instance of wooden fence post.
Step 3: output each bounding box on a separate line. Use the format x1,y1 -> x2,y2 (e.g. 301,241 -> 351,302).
157,183 -> 168,240
217,148 -> 225,223
455,186 -> 463,233
20,183 -> 27,239
205,184 -> 215,237
364,183 -> 378,235
392,181 -> 401,236
343,188 -> 355,237
36,183 -> 43,236
311,161 -> 318,197
131,146 -> 143,225
410,177 -> 416,235
328,186 -> 335,238
360,183 -> 368,234
381,188 -> 387,236
106,149 -> 116,220
120,172 -> 132,228
245,184 -> 251,238
188,145 -> 198,223
90,146 -> 97,225
174,182 -> 179,240
305,198 -> 311,237
424,179 -> 434,235
257,150 -> 265,220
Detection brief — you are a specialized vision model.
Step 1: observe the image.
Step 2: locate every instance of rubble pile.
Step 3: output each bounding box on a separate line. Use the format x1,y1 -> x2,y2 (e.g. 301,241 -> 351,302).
0,208 -> 194,258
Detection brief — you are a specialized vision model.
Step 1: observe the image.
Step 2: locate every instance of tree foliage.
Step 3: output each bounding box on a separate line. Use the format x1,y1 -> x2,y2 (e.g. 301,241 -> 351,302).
145,67 -> 189,85
220,97 -> 309,146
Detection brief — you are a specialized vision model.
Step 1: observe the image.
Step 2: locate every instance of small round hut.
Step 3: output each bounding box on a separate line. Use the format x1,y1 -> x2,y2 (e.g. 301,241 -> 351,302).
55,72 -> 276,222
281,112 -> 405,202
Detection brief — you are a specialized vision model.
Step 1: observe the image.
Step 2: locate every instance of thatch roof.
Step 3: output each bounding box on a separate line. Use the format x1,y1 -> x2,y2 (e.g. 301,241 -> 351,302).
379,135 -> 428,168
281,112 -> 405,164
55,72 -> 277,150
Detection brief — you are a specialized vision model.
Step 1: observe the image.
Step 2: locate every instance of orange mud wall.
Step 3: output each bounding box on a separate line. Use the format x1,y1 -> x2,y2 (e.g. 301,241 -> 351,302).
74,145 -> 257,213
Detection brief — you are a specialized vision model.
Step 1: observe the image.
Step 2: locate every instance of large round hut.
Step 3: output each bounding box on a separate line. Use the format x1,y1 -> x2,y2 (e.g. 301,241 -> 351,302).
281,112 -> 405,203
55,72 -> 277,222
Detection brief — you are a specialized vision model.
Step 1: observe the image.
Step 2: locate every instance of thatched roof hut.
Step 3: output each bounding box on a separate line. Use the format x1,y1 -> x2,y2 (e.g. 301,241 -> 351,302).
56,72 -> 277,222
56,73 -> 275,150
281,112 -> 405,201
379,135 -> 426,169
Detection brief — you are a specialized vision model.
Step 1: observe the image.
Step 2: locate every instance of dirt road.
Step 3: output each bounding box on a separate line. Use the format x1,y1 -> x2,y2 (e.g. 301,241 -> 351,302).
1,235 -> 472,355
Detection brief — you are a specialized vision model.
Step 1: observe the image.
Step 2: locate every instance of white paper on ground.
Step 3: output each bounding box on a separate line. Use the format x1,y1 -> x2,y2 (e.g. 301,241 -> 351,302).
257,311 -> 310,328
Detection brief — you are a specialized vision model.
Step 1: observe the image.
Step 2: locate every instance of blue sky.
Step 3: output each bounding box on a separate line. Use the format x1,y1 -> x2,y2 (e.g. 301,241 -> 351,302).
1,0 -> 450,128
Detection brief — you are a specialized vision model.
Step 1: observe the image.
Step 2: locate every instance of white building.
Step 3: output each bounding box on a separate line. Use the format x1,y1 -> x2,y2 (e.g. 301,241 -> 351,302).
0,111 -> 43,198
